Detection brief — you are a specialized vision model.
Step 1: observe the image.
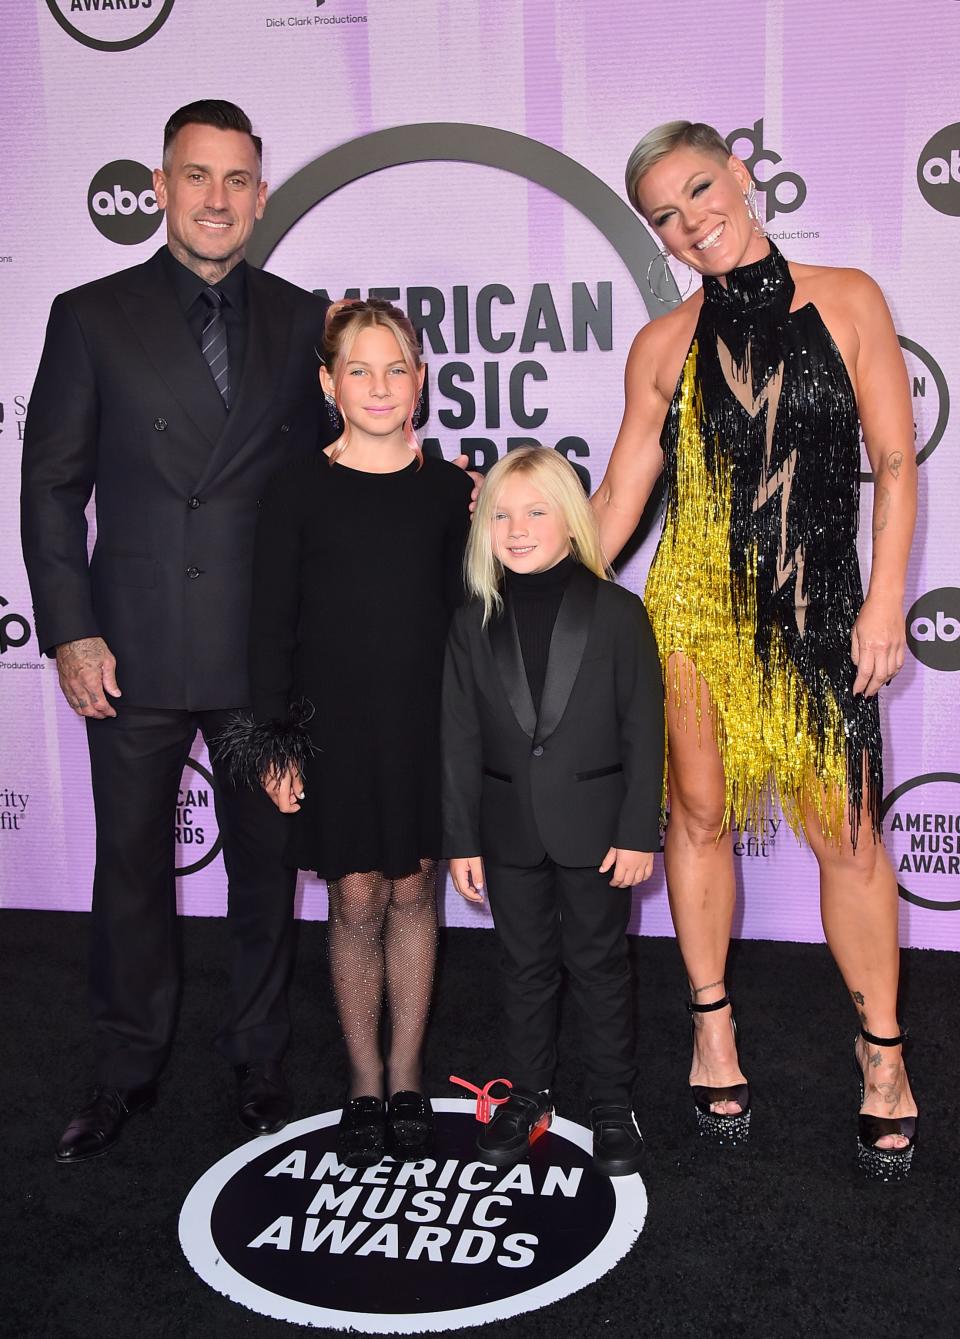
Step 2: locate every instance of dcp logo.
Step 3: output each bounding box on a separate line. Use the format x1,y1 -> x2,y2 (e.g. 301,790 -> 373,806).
0,597 -> 32,656
726,118 -> 807,221
907,588 -> 960,672
46,0 -> 175,53
917,123 -> 960,216
88,161 -> 163,246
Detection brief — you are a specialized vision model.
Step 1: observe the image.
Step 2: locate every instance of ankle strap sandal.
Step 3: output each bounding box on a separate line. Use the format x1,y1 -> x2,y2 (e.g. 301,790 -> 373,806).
686,995 -> 751,1147
855,1025 -> 917,1182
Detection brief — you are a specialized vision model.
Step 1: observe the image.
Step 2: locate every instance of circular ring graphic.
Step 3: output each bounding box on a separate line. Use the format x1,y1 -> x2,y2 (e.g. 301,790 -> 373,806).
176,757 -> 222,878
882,772 -> 960,910
45,0 -> 175,52
179,1099 -> 647,1332
247,123 -> 676,316
860,335 -> 949,482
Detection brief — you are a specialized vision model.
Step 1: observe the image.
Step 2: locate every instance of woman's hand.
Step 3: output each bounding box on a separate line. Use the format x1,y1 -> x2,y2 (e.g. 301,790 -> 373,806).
262,763 -> 304,813
450,855 -> 486,903
452,454 -> 484,515
599,847 -> 654,887
851,594 -> 906,696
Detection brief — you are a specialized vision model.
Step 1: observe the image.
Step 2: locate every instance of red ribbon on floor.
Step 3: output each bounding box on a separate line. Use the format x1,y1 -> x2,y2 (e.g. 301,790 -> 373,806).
448,1075 -> 513,1124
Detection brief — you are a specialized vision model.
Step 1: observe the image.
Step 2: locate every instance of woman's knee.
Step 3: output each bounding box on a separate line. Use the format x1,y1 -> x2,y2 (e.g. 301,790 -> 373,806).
812,826 -> 885,881
667,792 -> 728,849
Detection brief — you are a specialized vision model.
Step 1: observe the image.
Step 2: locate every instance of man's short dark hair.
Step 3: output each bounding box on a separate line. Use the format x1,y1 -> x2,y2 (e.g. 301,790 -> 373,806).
162,100 -> 263,172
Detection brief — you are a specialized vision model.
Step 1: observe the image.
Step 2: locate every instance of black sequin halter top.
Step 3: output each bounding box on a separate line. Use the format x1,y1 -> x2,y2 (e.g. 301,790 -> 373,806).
645,243 -> 881,844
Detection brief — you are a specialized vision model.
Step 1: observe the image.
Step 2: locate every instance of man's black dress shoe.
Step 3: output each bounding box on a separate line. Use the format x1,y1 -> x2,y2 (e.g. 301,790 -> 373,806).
476,1087 -> 553,1167
236,1062 -> 292,1134
589,1104 -> 644,1176
55,1084 -> 156,1164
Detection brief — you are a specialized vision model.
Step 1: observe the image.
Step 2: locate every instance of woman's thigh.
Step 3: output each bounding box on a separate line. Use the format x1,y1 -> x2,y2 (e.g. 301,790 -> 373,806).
665,653 -> 728,835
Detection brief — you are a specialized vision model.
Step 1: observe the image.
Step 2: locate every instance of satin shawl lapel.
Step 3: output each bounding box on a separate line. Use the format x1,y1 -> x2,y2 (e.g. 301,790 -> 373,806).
488,606 -> 537,740
116,250 -> 226,450
534,565 -> 597,747
193,265 -> 293,493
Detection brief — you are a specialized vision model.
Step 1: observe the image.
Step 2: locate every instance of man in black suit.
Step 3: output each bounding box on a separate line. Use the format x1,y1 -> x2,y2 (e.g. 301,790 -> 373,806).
20,100 -> 333,1161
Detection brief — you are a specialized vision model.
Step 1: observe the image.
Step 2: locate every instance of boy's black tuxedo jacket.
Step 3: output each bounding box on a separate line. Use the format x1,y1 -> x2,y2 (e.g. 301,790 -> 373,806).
20,247 -> 331,710
442,564 -> 664,868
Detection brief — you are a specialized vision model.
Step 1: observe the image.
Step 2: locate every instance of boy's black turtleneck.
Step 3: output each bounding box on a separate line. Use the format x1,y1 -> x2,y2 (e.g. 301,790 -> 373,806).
504,554 -> 576,713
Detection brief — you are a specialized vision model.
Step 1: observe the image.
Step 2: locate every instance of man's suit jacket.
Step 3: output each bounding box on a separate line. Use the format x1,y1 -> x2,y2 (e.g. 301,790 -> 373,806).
20,246 -> 331,710
442,564 -> 665,868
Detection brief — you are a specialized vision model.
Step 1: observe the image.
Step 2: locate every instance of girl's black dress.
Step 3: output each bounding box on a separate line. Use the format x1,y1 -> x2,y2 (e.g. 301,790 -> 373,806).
246,450 -> 472,881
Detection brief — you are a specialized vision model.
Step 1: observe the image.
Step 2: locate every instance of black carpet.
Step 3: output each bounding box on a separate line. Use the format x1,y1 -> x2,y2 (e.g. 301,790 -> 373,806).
2,908 -> 958,1339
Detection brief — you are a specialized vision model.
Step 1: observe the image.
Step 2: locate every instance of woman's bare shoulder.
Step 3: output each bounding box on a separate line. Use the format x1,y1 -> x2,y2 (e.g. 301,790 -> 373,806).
627,292 -> 701,383
789,259 -> 885,308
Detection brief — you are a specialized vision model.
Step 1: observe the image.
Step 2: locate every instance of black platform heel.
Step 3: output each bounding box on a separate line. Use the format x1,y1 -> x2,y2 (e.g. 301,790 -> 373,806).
687,995 -> 751,1146
855,1026 -> 917,1182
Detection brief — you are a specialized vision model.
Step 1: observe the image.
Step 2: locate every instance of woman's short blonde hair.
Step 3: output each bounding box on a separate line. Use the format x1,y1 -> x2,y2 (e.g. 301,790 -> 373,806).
466,447 -> 610,625
625,120 -> 731,214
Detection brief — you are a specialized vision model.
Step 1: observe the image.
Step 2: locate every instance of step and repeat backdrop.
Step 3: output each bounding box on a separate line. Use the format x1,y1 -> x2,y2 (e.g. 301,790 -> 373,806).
1,1 -> 958,948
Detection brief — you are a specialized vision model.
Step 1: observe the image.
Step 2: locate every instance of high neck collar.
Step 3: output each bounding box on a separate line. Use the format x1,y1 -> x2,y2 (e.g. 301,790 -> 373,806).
504,553 -> 576,597
701,242 -> 794,313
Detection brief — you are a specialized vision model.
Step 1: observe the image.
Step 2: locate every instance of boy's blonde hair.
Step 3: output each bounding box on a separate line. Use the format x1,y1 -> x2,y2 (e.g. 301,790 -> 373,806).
466,447 -> 610,625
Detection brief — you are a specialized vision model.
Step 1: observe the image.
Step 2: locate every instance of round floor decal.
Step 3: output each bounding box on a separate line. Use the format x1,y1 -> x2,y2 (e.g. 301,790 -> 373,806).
179,1098 -> 647,1332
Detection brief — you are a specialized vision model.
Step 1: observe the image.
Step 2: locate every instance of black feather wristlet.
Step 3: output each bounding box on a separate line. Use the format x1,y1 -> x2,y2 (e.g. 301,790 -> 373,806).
210,699 -> 319,789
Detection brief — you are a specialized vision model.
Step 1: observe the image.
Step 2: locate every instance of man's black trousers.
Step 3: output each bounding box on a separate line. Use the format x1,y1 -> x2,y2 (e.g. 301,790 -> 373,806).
85,703 -> 297,1087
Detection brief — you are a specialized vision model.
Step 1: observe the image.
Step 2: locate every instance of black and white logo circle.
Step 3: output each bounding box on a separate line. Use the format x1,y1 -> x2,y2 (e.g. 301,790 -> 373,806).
860,336 -> 949,482
883,774 -> 960,910
46,0 -> 175,53
88,161 -> 163,245
918,123 -> 960,216
176,758 -> 222,877
907,588 -> 960,672
180,1100 -> 647,1331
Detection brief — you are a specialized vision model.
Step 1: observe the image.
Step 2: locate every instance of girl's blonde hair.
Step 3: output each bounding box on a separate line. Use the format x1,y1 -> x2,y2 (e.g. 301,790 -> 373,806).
624,120 -> 731,214
466,447 -> 610,625
322,297 -> 423,465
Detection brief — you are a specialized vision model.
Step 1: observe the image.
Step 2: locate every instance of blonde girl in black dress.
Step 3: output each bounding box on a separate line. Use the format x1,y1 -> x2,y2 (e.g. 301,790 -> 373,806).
219,300 -> 471,1166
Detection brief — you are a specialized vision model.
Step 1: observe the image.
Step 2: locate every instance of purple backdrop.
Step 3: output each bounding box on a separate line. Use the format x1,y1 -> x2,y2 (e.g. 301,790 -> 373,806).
2,0 -> 958,949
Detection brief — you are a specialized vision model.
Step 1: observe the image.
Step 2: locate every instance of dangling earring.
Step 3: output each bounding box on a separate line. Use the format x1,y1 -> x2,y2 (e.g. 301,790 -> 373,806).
646,248 -> 693,305
324,392 -> 341,429
411,390 -> 425,432
745,181 -> 767,237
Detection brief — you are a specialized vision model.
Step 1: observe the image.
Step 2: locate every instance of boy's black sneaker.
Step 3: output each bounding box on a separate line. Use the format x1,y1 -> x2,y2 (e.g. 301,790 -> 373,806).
589,1104 -> 644,1176
476,1087 -> 553,1166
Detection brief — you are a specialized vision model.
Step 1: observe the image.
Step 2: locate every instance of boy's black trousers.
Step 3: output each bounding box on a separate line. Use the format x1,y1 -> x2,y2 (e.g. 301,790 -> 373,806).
485,856 -> 636,1107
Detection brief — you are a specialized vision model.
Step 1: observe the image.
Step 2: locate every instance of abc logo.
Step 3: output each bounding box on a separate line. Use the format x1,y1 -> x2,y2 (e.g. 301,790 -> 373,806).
907,588 -> 960,672
917,124 -> 960,216
88,160 -> 163,246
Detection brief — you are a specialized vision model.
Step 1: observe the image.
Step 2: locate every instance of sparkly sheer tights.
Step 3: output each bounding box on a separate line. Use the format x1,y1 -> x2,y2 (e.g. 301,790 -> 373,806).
327,860 -> 438,1100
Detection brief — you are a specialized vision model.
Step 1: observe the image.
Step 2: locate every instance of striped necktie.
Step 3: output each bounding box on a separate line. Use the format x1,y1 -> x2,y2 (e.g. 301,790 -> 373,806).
200,286 -> 230,407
